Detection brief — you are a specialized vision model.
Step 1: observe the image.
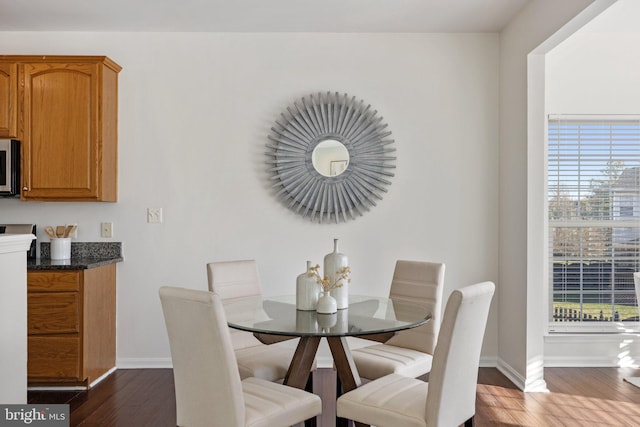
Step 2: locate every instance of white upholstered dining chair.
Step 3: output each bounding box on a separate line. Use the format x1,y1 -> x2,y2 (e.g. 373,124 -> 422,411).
337,281 -> 495,427
159,286 -> 322,427
350,260 -> 445,380
206,260 -> 298,382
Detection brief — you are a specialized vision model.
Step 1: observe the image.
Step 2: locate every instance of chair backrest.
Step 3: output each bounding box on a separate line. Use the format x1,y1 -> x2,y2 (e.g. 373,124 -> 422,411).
386,260 -> 445,354
159,286 -> 245,427
425,281 -> 495,427
207,260 -> 264,349
206,259 -> 262,299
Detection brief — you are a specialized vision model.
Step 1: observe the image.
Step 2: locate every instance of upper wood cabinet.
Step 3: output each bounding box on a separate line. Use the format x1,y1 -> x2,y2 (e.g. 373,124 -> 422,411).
0,56 -> 122,201
0,62 -> 18,138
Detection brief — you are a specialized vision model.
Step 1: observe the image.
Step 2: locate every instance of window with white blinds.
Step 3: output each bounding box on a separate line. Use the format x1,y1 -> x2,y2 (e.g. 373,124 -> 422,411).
548,116 -> 640,331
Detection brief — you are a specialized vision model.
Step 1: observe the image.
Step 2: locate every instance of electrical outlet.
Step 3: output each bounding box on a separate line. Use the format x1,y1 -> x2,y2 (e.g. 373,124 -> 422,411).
101,222 -> 113,238
147,208 -> 163,224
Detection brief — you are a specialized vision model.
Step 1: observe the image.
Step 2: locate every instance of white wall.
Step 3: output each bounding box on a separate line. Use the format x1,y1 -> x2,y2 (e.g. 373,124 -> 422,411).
544,2 -> 640,366
0,32 -> 500,367
547,33 -> 640,114
498,0 -> 593,390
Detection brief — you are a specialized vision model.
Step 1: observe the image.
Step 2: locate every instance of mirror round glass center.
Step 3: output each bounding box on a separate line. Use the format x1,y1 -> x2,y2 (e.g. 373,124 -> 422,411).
311,139 -> 350,177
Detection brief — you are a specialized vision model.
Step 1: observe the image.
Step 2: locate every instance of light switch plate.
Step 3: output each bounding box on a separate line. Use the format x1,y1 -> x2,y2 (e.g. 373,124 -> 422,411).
101,222 -> 113,238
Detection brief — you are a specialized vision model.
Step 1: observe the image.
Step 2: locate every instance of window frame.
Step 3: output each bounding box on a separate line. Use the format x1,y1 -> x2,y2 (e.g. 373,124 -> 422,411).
547,114 -> 640,334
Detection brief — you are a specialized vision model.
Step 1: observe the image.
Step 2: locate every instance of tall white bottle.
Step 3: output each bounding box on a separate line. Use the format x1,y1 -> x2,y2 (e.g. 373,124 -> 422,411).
296,261 -> 320,310
324,238 -> 349,309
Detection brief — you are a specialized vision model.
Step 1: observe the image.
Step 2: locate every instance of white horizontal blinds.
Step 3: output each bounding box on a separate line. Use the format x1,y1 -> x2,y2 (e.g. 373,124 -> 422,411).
548,116 -> 640,325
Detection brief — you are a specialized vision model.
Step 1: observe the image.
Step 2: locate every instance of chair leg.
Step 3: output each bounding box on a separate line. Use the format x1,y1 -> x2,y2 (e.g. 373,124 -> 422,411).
304,373 -> 316,427
305,372 -> 314,393
464,416 -> 475,427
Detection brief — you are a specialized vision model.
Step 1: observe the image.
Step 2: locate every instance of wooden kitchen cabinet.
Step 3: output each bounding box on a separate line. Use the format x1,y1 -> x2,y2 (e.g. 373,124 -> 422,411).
0,55 -> 121,201
27,265 -> 116,387
0,62 -> 18,138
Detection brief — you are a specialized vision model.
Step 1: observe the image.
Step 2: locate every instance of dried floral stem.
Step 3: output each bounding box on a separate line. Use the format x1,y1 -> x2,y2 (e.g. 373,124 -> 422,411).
308,264 -> 351,292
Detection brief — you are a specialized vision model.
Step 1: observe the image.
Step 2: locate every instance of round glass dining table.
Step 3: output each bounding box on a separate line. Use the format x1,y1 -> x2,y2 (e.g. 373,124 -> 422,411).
223,294 -> 432,393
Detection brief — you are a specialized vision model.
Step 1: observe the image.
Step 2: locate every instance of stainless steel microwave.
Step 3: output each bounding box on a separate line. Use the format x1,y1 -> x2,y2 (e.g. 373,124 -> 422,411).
0,139 -> 20,197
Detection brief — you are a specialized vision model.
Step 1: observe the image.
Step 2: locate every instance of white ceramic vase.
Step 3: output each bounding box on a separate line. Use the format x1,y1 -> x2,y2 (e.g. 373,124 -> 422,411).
316,291 -> 338,314
324,238 -> 349,309
297,261 -> 320,311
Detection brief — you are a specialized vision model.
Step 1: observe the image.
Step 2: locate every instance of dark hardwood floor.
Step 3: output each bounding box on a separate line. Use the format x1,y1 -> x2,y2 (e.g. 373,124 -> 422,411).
28,367 -> 640,426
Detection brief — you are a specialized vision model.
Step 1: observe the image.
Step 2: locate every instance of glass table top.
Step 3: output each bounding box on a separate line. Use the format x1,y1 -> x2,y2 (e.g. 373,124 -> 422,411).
223,294 -> 432,337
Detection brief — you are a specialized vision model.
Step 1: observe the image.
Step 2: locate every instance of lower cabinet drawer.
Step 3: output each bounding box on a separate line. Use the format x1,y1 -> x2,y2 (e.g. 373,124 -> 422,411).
28,292 -> 79,334
28,336 -> 81,380
27,271 -> 80,292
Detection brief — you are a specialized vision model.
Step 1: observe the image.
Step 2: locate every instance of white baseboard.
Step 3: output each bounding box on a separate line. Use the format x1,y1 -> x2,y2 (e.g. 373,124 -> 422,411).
89,367 -> 117,387
117,358 -> 173,369
496,358 -> 526,391
28,385 -> 87,391
479,356 -> 498,367
28,367 -> 117,391
496,357 -> 549,392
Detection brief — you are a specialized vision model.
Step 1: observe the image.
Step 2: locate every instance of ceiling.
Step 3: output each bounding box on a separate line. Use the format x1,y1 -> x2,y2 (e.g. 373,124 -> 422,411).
0,0 -> 531,33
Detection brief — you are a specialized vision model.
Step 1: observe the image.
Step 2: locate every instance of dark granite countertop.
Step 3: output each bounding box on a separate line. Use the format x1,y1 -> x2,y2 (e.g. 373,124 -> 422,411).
28,256 -> 123,270
28,241 -> 123,271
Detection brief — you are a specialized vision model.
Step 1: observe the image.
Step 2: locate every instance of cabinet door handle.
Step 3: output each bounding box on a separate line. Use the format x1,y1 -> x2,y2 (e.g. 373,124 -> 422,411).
23,187 -> 29,191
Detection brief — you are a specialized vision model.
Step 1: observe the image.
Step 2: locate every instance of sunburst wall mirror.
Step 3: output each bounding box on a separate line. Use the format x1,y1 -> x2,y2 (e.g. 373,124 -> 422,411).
266,92 -> 396,223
